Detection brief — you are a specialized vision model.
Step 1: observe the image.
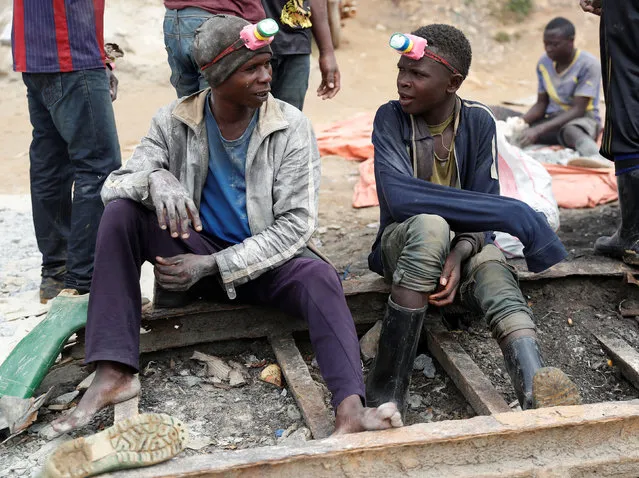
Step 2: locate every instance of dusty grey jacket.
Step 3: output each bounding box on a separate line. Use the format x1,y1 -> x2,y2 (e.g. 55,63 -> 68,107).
101,89 -> 320,299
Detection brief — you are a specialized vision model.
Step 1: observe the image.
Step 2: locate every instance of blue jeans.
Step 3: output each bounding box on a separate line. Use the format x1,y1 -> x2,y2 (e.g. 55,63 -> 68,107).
163,7 -> 213,98
22,69 -> 121,293
270,54 -> 311,111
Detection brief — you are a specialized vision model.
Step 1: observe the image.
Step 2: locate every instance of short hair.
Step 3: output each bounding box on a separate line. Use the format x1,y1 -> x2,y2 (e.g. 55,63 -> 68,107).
411,24 -> 472,78
544,17 -> 575,39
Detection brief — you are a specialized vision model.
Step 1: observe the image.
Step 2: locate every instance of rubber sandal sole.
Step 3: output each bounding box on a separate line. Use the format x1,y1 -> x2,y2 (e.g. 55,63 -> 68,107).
42,413 -> 187,478
532,367 -> 582,409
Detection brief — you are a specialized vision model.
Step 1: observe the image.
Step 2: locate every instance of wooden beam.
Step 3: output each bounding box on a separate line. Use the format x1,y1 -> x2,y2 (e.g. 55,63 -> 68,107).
103,401 -> 639,478
595,332 -> 639,390
424,319 -> 511,415
269,335 -> 334,439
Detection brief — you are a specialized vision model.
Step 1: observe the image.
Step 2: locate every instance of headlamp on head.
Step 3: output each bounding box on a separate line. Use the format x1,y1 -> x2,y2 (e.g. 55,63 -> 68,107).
389,32 -> 462,77
201,18 -> 279,72
389,33 -> 427,61
241,18 -> 279,50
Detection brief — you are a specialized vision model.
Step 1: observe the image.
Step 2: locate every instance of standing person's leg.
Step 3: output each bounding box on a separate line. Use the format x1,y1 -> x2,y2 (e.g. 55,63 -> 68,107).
49,199 -> 221,436
22,73 -> 74,303
238,257 -> 402,434
268,54 -> 310,110
367,214 -> 449,418
163,7 -> 213,97
48,69 -> 121,294
594,2 -> 639,263
459,244 -> 580,409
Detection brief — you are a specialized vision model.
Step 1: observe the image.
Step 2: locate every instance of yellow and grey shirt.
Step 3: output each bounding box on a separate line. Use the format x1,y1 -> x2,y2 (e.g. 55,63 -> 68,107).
536,49 -> 601,123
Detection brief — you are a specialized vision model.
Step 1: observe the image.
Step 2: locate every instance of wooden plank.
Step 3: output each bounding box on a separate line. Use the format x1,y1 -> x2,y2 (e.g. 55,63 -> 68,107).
595,333 -> 639,390
140,256 -> 637,324
424,318 -> 511,415
114,394 -> 139,422
105,401 -> 639,478
269,335 -> 334,439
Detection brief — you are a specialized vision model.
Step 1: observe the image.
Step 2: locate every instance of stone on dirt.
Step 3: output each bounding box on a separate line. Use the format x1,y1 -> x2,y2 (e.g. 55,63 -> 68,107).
359,320 -> 382,360
414,353 -> 436,378
76,371 -> 95,391
286,404 -> 302,421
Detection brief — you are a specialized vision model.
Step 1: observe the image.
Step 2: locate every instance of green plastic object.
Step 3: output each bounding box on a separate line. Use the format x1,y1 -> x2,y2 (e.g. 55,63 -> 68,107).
0,292 -> 88,399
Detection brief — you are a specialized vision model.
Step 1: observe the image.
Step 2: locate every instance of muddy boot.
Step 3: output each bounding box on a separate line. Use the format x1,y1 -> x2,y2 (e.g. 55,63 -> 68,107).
40,276 -> 66,304
502,336 -> 581,410
366,297 -> 427,418
594,169 -> 639,266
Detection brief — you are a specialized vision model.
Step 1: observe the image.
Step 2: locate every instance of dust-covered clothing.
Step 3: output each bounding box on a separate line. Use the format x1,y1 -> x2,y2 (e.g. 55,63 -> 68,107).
85,199 -> 365,410
380,214 -> 535,341
599,0 -> 639,174
368,99 -> 567,275
101,89 -> 320,299
536,49 -> 601,123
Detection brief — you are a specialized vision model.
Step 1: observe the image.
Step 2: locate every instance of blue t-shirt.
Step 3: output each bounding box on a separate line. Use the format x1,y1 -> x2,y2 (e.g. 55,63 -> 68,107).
200,96 -> 256,244
536,49 -> 601,123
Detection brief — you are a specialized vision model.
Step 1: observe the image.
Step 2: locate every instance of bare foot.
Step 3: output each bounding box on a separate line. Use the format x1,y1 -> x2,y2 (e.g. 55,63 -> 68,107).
40,361 -> 140,440
332,395 -> 403,435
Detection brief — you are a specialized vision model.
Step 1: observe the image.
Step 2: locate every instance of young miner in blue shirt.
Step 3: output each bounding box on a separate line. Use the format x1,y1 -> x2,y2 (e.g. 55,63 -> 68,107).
366,24 -> 581,417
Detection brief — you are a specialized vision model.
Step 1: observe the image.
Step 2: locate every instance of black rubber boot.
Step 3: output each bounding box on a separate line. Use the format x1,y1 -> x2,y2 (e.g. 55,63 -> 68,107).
502,336 -> 581,410
365,297 -> 427,418
594,169 -> 639,265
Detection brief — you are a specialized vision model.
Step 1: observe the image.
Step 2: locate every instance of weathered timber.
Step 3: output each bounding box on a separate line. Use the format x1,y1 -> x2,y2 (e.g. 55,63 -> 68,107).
424,318 -> 511,415
595,332 -> 639,390
105,401 -> 639,477
114,395 -> 139,422
269,335 -> 334,439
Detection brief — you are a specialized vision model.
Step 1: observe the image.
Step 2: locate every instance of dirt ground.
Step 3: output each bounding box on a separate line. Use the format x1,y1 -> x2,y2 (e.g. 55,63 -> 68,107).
0,0 -> 633,476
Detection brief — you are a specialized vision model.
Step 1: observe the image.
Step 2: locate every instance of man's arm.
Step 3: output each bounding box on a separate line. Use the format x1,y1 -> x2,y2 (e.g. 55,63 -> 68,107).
101,104 -> 175,208
310,0 -> 340,99
211,115 -> 321,296
520,96 -> 590,146
522,93 -> 550,125
372,103 -> 567,273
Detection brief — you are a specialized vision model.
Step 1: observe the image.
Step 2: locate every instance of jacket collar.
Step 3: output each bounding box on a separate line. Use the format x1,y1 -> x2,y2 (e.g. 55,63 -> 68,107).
171,88 -> 289,136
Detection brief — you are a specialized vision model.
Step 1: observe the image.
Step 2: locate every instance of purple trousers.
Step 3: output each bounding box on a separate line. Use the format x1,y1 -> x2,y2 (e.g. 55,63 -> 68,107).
85,199 -> 364,409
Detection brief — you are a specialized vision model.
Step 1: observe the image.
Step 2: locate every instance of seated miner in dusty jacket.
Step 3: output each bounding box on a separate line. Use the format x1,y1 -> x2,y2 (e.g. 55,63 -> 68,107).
46,15 -> 402,438
366,24 -> 582,418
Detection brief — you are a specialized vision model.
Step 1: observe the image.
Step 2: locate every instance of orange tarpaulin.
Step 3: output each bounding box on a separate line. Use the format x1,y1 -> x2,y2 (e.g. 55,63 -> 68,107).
316,115 -> 619,209
542,164 -> 618,209
317,113 -> 373,160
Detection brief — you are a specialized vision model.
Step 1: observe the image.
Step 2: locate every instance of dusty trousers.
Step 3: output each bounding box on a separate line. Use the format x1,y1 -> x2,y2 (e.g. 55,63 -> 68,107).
380,214 -> 535,340
85,199 -> 365,409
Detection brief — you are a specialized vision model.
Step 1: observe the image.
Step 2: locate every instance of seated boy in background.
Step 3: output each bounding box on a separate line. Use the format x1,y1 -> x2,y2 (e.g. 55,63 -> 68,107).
366,24 -> 581,417
519,17 -> 602,157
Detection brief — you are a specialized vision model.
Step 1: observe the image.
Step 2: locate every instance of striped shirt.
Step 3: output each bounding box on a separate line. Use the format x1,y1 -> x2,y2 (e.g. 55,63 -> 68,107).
12,0 -> 106,73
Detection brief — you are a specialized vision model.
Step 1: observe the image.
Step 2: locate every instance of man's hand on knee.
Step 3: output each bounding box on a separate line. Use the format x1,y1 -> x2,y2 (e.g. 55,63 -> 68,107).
149,170 -> 202,239
154,254 -> 217,291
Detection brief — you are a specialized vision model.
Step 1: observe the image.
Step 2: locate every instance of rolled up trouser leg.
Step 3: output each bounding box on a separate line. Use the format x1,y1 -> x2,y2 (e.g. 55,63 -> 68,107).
381,214 -> 450,294
460,245 -> 535,342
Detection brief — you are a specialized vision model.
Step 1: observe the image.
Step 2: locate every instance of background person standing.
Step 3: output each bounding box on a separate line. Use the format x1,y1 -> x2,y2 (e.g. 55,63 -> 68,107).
261,0 -> 340,110
163,1 -> 266,97
11,0 -> 121,302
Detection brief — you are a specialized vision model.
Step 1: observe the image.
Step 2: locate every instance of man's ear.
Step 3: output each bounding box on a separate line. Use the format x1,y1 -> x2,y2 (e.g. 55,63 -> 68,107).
446,73 -> 464,94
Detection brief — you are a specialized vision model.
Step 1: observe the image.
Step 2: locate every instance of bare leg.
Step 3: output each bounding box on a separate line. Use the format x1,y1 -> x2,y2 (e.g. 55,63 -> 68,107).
332,395 -> 403,435
391,284 -> 429,309
41,361 -> 140,439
